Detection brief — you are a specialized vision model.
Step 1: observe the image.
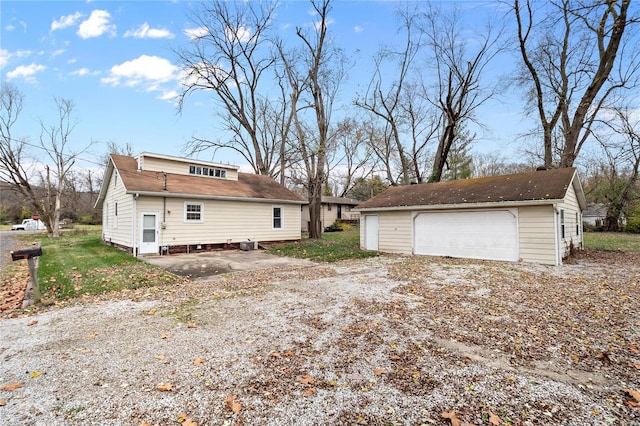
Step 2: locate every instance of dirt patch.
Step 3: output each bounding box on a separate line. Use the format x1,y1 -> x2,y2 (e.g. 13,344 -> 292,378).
1,252 -> 639,425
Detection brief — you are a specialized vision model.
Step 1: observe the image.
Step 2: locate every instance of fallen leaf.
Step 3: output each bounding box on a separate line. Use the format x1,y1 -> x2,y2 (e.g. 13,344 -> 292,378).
391,314 -> 401,319
283,349 -> 294,357
299,374 -> 315,385
390,355 -> 401,361
30,372 -> 41,379
629,362 -> 640,370
225,394 -> 242,413
441,411 -> 461,426
303,387 -> 316,396
85,332 -> 99,339
183,420 -> 197,426
622,389 -> 640,408
139,423 -> 151,426
193,358 -> 205,366
527,328 -> 537,335
154,354 -> 166,360
373,368 -> 387,376
0,382 -> 23,391
0,399 -> 6,406
630,344 -> 640,354
147,308 -> 157,315
488,412 -> 503,425
160,333 -> 171,339
27,320 -> 38,326
177,413 -> 188,422
156,382 -> 172,391
187,323 -> 197,328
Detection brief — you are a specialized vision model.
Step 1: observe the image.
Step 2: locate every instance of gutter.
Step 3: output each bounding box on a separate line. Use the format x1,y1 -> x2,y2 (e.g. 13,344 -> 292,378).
354,198 -> 562,213
127,190 -> 307,205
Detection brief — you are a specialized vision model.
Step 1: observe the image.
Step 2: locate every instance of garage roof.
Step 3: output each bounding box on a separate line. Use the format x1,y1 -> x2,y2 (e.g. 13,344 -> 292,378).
355,168 -> 586,210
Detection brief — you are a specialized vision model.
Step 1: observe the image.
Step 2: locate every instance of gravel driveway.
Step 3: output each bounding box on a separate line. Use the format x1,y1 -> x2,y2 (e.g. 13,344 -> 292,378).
1,251 -> 639,425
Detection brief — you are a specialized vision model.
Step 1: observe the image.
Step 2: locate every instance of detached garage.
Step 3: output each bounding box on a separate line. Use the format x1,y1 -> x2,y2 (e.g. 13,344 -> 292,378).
355,168 -> 586,265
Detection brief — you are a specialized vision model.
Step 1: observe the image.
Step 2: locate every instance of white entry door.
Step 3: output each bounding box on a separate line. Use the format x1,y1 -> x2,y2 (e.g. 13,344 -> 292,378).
139,212 -> 159,254
364,215 -> 379,251
414,210 -> 519,262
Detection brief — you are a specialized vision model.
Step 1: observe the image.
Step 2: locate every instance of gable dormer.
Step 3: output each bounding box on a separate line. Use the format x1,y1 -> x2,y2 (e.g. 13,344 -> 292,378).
136,152 -> 239,181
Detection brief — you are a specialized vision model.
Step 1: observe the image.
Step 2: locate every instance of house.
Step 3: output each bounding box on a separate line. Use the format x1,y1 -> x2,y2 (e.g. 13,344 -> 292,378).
354,168 -> 586,265
582,203 -> 607,228
301,196 -> 361,232
94,153 -> 306,256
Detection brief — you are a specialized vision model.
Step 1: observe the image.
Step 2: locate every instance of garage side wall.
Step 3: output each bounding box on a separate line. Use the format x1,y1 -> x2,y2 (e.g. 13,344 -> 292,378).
517,205 -> 556,265
557,183 -> 583,257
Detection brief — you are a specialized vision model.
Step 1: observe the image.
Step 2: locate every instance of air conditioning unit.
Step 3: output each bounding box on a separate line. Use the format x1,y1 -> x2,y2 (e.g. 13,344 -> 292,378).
239,240 -> 257,251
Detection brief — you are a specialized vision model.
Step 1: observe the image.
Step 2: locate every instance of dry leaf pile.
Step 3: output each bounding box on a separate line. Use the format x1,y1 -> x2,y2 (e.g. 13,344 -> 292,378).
0,249 -> 638,425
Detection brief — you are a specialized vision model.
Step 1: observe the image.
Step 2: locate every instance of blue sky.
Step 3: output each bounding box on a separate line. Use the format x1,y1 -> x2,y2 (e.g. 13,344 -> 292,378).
2,0 -> 525,171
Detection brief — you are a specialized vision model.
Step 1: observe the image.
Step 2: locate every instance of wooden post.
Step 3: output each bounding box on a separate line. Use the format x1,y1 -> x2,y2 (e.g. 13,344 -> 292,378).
22,257 -> 41,308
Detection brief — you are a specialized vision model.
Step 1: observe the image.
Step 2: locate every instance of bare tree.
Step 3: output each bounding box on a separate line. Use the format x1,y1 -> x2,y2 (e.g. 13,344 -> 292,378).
0,85 -> 91,237
421,5 -> 505,182
590,106 -> 640,230
355,4 -> 423,185
276,0 -> 346,238
176,0 -> 280,176
326,117 -> 375,197
514,0 -> 637,168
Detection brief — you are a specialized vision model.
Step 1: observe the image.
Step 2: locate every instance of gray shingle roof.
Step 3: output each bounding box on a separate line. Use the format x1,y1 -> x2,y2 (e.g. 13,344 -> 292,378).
356,168 -> 580,210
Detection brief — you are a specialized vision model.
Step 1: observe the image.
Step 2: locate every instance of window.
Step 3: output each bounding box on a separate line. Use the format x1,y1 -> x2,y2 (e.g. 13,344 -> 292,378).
327,204 -> 332,211
560,209 -> 565,239
189,165 -> 227,179
184,202 -> 204,222
576,212 -> 579,235
114,202 -> 118,228
273,206 -> 282,229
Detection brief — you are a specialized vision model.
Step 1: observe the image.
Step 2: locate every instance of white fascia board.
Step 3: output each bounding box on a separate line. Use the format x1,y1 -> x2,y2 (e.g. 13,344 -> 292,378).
353,199 -> 561,213
127,190 -> 306,205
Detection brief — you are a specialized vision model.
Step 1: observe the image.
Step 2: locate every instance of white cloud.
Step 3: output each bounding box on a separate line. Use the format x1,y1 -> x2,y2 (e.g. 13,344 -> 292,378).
5,23 -> 15,31
225,25 -> 251,43
354,25 -> 363,33
51,12 -> 83,32
70,68 -> 89,76
77,10 -> 116,39
314,18 -> 335,31
101,55 -> 179,88
183,26 -> 208,40
6,63 -> 47,82
51,49 -> 66,57
159,90 -> 179,101
124,23 -> 175,39
0,49 -> 33,67
0,49 -> 9,68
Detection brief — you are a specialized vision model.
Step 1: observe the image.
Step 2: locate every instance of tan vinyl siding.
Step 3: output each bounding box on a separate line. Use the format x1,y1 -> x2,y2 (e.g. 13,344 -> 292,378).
557,182 -> 583,256
102,170 -> 134,248
136,197 -> 301,247
378,211 -> 413,254
518,205 -> 557,265
321,204 -> 339,228
140,155 -> 239,180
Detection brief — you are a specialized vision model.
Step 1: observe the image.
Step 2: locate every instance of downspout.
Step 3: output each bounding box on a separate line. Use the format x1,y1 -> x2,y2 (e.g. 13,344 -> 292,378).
133,193 -> 139,256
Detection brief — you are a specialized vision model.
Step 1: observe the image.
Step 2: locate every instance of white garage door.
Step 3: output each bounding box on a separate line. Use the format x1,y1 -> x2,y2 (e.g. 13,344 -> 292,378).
414,210 -> 518,262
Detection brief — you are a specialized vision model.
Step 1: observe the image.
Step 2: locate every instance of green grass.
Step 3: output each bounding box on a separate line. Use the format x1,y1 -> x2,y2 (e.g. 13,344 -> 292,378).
583,231 -> 640,253
37,235 -> 181,300
267,227 -> 378,262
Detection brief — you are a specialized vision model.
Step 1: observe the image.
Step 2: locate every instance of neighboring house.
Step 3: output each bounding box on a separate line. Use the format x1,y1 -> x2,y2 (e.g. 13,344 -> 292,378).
94,153 -> 306,256
301,196 -> 361,232
582,203 -> 607,227
354,168 -> 586,265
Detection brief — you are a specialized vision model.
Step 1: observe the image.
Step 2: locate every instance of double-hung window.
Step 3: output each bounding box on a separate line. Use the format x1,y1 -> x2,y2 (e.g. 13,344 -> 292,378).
273,206 -> 282,229
185,202 -> 204,223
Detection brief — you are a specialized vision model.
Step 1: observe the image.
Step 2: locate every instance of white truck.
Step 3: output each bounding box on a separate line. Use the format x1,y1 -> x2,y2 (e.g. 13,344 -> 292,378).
11,218 -> 47,231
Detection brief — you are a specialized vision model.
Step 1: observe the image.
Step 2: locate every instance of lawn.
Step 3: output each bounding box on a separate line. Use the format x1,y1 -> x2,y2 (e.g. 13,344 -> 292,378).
267,226 -> 378,262
36,235 -> 181,300
584,231 -> 640,253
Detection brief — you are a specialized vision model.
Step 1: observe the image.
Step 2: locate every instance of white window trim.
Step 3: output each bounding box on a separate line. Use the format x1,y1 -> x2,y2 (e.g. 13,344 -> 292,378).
272,206 -> 283,230
184,201 -> 204,223
114,201 -> 118,228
